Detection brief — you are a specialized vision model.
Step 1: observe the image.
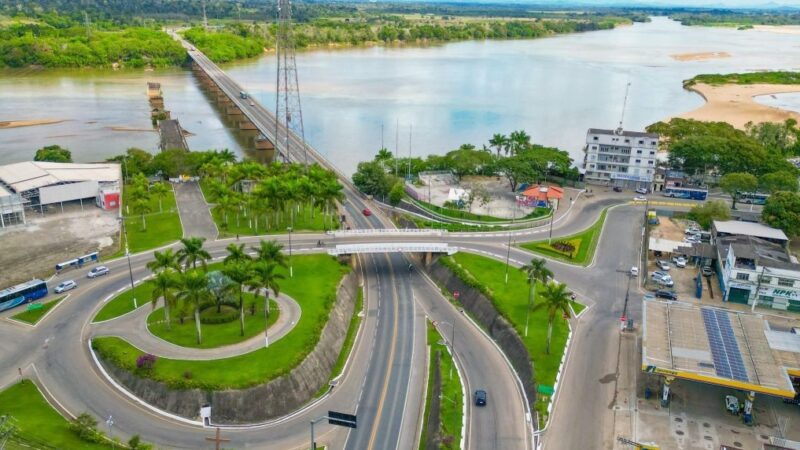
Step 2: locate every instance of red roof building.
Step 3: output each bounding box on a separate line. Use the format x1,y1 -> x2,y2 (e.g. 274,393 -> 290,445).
518,185 -> 564,209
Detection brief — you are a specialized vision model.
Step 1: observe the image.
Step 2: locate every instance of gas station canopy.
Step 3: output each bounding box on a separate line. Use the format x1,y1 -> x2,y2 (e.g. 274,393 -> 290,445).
642,299 -> 800,398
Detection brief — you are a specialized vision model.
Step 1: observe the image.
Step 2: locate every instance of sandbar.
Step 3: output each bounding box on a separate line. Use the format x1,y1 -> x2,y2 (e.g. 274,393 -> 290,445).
0,119 -> 65,129
753,25 -> 800,36
675,83 -> 800,129
670,51 -> 730,62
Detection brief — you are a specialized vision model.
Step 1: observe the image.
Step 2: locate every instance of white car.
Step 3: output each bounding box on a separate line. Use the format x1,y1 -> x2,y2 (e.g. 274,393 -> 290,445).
656,260 -> 671,271
633,195 -> 647,202
672,256 -> 687,268
87,266 -> 109,278
54,280 -> 77,293
630,267 -> 639,277
635,187 -> 648,195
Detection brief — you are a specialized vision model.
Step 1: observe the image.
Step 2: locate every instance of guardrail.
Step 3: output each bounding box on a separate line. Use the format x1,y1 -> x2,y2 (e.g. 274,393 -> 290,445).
401,198 -> 553,228
327,243 -> 457,256
327,228 -> 446,237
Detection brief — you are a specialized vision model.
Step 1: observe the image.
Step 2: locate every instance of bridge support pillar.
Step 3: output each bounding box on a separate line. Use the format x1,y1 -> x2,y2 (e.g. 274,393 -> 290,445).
217,93 -> 233,105
239,119 -> 257,131
255,136 -> 275,160
227,105 -> 244,116
423,252 -> 433,267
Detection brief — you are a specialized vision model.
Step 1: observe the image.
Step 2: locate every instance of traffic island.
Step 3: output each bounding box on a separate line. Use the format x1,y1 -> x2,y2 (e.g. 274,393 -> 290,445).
90,255 -> 361,424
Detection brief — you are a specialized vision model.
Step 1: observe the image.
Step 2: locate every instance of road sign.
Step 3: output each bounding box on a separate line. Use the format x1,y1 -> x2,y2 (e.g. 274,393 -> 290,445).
453,291 -> 460,299
328,411 -> 357,429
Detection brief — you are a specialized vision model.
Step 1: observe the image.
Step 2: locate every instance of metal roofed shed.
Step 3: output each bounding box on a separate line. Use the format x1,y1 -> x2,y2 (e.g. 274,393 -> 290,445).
642,299 -> 799,398
713,220 -> 789,244
648,237 -> 685,254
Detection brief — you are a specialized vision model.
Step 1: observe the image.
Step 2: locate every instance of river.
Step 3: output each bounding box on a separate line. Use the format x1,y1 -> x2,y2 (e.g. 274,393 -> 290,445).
2,16 -> 799,175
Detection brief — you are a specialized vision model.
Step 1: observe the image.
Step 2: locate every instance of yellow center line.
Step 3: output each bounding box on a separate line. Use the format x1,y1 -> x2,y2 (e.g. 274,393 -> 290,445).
366,254 -> 401,450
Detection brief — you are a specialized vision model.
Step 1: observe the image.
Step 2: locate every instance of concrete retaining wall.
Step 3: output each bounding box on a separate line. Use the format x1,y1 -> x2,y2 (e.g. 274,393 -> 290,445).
96,268 -> 359,424
427,259 -> 537,407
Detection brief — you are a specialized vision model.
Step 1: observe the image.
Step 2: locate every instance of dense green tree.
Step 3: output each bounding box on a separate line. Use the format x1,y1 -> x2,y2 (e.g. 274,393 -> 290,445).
719,172 -> 758,209
763,192 -> 800,237
177,237 -> 211,271
760,171 -> 799,194
688,200 -> 731,230
746,119 -> 799,156
34,145 -> 72,163
445,147 -> 493,181
352,160 -> 395,198
388,181 -> 405,206
520,258 -> 552,338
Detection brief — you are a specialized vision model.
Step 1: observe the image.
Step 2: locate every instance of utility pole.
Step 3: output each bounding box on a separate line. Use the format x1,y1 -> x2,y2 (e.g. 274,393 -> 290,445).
394,119 -> 399,176
275,0 -> 309,167
407,124 -> 412,180
616,81 -> 631,134
504,232 -> 512,284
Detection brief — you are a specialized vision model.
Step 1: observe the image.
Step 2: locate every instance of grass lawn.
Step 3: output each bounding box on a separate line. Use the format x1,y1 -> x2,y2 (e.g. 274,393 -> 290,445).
92,254 -> 351,390
147,295 -> 278,349
0,381 -> 113,449
92,281 -> 154,323
445,253 -> 583,424
122,183 -> 183,254
10,296 -> 65,325
428,321 -> 463,450
211,205 -> 337,238
520,208 -> 607,266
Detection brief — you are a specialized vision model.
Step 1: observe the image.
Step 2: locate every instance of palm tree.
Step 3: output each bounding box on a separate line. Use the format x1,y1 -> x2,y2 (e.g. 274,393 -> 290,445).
177,270 -> 212,344
151,270 -> 177,330
520,258 -> 553,338
252,240 -> 288,268
147,249 -> 180,273
149,182 -> 171,213
224,243 -> 250,265
216,193 -> 237,229
248,261 -> 284,317
207,271 -> 235,314
130,197 -> 151,231
489,133 -> 507,157
248,262 -> 285,348
222,261 -> 252,336
533,281 -> 573,354
509,130 -> 531,154
215,148 -> 237,164
177,237 -> 211,271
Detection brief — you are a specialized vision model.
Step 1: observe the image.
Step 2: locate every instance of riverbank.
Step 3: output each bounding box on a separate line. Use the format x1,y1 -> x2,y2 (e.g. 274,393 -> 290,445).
753,25 -> 800,36
677,82 -> 800,128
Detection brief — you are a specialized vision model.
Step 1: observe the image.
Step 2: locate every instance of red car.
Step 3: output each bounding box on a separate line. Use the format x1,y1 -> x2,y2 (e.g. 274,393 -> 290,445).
362,208 -> 372,216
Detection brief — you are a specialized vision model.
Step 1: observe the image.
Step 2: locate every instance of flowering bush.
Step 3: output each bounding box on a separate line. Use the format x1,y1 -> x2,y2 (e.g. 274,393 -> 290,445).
136,353 -> 157,370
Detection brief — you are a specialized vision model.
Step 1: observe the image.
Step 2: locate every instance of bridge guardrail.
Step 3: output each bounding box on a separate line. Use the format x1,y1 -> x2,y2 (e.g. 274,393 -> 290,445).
327,228 -> 446,237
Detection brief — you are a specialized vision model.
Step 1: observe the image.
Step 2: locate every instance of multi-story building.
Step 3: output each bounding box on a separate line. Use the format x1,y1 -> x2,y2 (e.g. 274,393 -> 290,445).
583,128 -> 659,191
715,229 -> 800,312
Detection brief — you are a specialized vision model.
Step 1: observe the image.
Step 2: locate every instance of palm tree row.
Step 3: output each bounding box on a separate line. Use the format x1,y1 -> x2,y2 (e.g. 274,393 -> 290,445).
146,237 -> 286,346
488,130 -> 532,157
201,160 -> 344,233
127,173 -> 171,231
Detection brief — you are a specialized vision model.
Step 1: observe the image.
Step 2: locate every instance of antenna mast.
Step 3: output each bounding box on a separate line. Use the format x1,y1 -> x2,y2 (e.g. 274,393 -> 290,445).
275,0 -> 308,166
616,82 -> 631,135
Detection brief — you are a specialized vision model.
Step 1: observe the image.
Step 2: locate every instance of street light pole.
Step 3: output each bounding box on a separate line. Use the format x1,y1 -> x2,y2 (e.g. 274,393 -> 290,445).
504,232 -> 512,285
121,218 -> 137,309
287,226 -> 293,278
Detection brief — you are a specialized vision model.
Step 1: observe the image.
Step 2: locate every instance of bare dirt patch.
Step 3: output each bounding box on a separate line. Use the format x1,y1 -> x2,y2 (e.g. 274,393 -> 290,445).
0,119 -> 65,129
0,206 -> 120,287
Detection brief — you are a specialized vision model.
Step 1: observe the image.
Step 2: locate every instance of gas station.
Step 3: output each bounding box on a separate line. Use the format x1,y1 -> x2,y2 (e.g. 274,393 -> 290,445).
642,299 -> 800,425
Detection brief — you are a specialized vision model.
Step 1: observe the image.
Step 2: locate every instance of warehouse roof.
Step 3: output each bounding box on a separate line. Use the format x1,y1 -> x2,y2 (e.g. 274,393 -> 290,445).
713,220 -> 788,242
0,161 -> 121,194
642,299 -> 799,398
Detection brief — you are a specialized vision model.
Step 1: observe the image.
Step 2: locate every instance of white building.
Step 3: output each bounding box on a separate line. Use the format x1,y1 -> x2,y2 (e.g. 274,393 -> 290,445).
0,161 -> 121,221
583,128 -> 659,190
716,235 -> 800,312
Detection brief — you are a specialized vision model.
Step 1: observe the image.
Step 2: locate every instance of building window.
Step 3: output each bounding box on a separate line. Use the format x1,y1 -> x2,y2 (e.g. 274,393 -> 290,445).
759,276 -> 772,284
636,150 -> 642,154
639,140 -> 644,144
635,159 -> 641,163
778,278 -> 794,287
648,161 -> 654,165
592,145 -> 597,150
649,151 -> 655,155
593,137 -> 598,141
651,141 -> 657,146
736,272 -> 750,281
625,139 -> 630,143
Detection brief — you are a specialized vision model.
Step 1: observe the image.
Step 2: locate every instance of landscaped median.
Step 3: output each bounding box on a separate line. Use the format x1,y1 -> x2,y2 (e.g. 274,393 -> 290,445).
434,253 -> 583,426
520,208 -> 608,265
93,281 -> 154,323
90,254 -> 360,423
10,296 -> 65,325
418,321 -> 463,450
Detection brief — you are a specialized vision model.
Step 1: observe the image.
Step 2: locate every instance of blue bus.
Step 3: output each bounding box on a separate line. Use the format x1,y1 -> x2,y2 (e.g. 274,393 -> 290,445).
0,279 -> 48,312
738,192 -> 769,205
663,187 -> 708,201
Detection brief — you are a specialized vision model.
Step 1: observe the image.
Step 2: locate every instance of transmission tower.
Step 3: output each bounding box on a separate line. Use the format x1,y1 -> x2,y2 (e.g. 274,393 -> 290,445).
275,0 -> 308,165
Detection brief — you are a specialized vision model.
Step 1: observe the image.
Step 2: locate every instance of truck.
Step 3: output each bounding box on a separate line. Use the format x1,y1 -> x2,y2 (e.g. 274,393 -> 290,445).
239,91 -> 248,99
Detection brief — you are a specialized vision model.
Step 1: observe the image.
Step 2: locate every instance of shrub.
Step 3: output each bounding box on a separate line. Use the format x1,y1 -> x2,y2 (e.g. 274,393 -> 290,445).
551,241 -> 575,254
183,371 -> 193,380
136,353 -> 157,371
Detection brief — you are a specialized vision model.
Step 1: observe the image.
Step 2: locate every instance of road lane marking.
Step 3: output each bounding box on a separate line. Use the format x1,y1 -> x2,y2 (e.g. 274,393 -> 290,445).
366,254 -> 401,450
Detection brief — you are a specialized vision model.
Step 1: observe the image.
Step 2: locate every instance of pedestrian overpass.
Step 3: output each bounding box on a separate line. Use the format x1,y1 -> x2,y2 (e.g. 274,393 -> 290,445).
327,242 -> 457,258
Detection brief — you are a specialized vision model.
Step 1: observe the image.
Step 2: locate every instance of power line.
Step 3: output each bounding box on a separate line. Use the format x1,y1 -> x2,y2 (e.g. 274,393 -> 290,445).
275,0 -> 308,167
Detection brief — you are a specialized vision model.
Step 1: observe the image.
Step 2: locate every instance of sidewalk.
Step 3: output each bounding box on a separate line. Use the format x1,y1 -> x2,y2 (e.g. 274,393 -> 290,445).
89,293 -> 300,360
173,180 -> 218,240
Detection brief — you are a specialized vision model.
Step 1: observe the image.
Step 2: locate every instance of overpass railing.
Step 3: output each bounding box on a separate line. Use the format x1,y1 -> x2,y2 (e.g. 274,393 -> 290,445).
327,242 -> 457,256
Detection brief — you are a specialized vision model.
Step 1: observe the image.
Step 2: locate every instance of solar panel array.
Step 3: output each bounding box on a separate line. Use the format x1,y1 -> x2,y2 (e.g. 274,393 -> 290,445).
701,308 -> 749,382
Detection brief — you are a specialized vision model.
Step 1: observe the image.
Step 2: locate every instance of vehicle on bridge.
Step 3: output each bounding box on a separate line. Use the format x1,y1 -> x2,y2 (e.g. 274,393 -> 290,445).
662,187 -> 708,201
239,91 -> 248,99
0,279 -> 48,312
